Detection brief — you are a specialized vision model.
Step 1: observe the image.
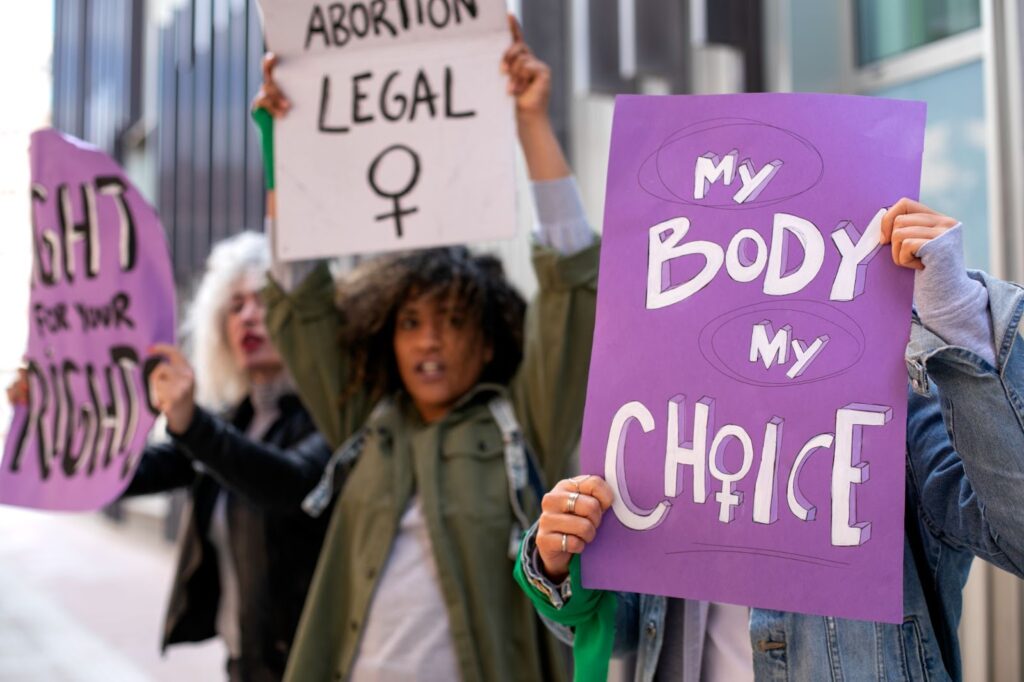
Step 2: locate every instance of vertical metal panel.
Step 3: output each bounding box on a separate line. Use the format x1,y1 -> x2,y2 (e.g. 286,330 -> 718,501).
635,0 -> 690,92
521,0 -> 572,154
210,0 -> 232,245
244,0 -> 266,232
52,0 -> 89,138
157,21 -> 178,261
587,0 -> 635,94
192,0 -> 214,273
174,2 -> 196,284
226,0 -> 249,237
56,0 -> 273,281
51,0 -> 144,158
706,0 -> 765,91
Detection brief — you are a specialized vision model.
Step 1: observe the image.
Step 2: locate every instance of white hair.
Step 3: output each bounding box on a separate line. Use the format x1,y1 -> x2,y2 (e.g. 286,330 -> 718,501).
183,231 -> 270,413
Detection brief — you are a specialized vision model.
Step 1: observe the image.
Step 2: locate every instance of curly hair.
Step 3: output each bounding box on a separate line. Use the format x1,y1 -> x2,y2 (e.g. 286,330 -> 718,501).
335,246 -> 526,404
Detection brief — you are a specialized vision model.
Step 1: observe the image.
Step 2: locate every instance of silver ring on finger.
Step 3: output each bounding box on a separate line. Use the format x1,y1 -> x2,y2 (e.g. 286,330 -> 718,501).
566,491 -> 580,514
561,532 -> 568,553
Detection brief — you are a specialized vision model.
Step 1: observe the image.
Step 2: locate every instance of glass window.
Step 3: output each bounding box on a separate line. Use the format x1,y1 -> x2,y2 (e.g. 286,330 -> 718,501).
855,0 -> 980,65
871,61 -> 989,270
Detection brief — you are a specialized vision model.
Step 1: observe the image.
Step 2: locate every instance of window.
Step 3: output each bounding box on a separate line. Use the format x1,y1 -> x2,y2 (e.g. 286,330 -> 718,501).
855,0 -> 980,66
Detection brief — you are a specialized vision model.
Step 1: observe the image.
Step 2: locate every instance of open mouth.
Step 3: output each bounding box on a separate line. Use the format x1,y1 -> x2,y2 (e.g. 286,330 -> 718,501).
416,360 -> 445,380
241,332 -> 264,353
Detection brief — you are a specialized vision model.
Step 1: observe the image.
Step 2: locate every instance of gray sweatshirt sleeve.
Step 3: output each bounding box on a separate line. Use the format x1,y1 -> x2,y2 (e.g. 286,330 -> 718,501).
912,223 -> 996,366
266,216 -> 321,291
530,176 -> 596,256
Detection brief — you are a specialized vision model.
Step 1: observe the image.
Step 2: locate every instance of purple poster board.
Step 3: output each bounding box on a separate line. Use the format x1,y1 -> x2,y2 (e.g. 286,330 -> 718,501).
579,94 -> 925,624
0,130 -> 176,511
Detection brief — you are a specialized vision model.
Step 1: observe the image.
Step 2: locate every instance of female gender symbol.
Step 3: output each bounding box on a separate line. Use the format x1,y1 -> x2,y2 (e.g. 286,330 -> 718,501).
367,144 -> 421,238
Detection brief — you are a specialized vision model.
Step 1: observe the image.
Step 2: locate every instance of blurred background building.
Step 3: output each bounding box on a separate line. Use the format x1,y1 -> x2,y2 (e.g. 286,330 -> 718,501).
1,0 -> 1020,679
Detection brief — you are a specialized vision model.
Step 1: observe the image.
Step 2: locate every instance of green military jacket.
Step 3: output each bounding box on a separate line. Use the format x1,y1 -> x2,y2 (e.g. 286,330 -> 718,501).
264,241 -> 599,682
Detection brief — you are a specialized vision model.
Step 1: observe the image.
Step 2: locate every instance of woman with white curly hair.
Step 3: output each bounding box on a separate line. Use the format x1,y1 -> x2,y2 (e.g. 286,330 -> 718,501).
122,230 -> 333,681
7,230 -> 330,680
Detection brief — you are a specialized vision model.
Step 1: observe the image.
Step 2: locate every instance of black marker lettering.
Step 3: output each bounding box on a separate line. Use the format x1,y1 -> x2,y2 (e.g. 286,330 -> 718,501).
60,360 -> 83,477
319,75 -> 351,133
368,144 -> 421,238
427,0 -> 450,27
30,184 -> 59,287
371,0 -> 397,36
96,176 -> 137,272
58,183 -> 100,282
380,71 -> 408,120
409,69 -> 438,121
350,2 -> 369,37
453,0 -> 477,21
9,361 -> 50,478
444,66 -> 475,118
352,71 -> 375,124
328,3 -> 350,47
396,0 -> 411,29
305,4 -> 330,48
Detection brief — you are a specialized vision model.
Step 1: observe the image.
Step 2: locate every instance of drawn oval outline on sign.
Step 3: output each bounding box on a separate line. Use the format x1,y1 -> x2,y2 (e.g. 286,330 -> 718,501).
637,117 -> 825,210
698,300 -> 866,387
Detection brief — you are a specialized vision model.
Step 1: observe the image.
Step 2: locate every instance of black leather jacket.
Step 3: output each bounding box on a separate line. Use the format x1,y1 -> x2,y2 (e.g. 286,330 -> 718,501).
125,393 -> 332,681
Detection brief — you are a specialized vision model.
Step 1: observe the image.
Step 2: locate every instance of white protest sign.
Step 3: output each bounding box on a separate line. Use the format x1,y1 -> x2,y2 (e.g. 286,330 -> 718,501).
258,0 -> 517,259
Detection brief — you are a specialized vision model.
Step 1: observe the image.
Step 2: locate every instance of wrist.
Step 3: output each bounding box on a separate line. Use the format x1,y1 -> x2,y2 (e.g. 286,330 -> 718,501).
166,404 -> 196,436
516,110 -> 552,132
540,556 -> 569,583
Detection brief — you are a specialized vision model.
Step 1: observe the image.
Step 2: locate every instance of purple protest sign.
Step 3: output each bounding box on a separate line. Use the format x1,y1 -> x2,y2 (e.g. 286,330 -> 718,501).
579,94 -> 925,623
0,130 -> 175,511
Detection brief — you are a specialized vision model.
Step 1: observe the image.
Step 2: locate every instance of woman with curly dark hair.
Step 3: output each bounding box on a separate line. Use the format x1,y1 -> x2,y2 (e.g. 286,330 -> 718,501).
255,20 -> 598,682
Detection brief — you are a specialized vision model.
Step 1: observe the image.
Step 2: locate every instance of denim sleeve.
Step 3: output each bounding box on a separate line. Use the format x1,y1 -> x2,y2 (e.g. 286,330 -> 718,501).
905,273 -> 1024,576
517,523 -> 643,656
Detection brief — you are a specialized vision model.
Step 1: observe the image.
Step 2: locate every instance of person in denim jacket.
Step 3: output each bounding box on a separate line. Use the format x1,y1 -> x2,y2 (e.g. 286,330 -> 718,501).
517,199 -> 1024,681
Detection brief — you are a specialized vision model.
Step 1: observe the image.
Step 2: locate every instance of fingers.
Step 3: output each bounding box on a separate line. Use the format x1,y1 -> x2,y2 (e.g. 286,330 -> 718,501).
572,474 -> 614,511
6,369 -> 28,406
149,343 -> 190,371
262,52 -> 278,83
541,488 -> 605,529
501,39 -> 548,95
537,524 -> 593,556
881,198 -> 941,245
252,52 -> 291,118
507,13 -> 523,44
896,237 -> 928,269
889,222 -> 955,270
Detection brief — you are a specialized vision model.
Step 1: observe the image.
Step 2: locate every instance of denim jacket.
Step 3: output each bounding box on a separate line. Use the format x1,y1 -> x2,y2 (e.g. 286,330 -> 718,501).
530,271 -> 1024,681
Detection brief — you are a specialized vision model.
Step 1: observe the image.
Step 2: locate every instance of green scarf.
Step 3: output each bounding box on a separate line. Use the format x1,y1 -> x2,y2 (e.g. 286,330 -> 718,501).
514,549 -> 618,681
250,106 -> 275,190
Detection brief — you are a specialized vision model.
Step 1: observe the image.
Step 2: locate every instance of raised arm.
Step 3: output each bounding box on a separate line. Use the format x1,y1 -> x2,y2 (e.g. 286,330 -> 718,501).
122,441 -> 197,496
503,20 -> 599,484
884,200 -> 1024,575
251,55 -> 371,448
168,405 -> 331,508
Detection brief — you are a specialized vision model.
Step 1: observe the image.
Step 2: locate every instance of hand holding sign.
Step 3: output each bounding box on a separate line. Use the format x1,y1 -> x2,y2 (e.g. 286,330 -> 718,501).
579,94 -> 927,624
253,53 -> 292,118
880,198 -> 958,270
259,0 -> 518,259
1,130 -> 176,511
6,370 -> 28,407
536,475 -> 614,581
148,344 -> 197,435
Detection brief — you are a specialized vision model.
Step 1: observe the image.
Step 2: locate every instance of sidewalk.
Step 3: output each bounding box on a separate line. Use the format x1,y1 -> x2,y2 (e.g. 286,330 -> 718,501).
0,503 -> 222,681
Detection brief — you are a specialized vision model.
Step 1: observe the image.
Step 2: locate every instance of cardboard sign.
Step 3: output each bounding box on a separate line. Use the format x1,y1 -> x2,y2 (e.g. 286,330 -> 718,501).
0,130 -> 176,511
258,0 -> 517,259
579,94 -> 925,623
